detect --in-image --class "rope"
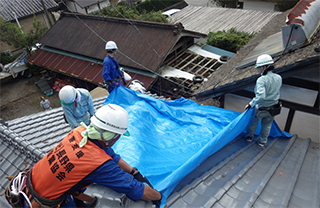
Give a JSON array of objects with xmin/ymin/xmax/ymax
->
[{"xmin": 10, "ymin": 172, "xmax": 32, "ymax": 208}]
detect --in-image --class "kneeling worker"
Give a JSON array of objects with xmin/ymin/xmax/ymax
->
[
  {"xmin": 59, "ymin": 85, "xmax": 95, "ymax": 129},
  {"xmin": 14, "ymin": 104, "xmax": 161, "ymax": 207}
]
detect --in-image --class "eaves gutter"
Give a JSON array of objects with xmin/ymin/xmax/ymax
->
[{"xmin": 194, "ymin": 56, "xmax": 320, "ymax": 102}]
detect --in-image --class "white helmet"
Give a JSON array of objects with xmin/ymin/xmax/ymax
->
[
  {"xmin": 255, "ymin": 54, "xmax": 274, "ymax": 68},
  {"xmin": 59, "ymin": 85, "xmax": 76, "ymax": 105},
  {"xmin": 105, "ymin": 41, "xmax": 118, "ymax": 50},
  {"xmin": 91, "ymin": 104, "xmax": 129, "ymax": 135}
]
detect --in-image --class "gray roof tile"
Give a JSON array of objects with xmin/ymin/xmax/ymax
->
[{"xmin": 0, "ymin": 94, "xmax": 319, "ymax": 208}]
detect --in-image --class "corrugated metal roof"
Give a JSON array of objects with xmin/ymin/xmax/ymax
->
[
  {"xmin": 0, "ymin": 0, "xmax": 58, "ymax": 22},
  {"xmin": 169, "ymin": 5, "xmax": 282, "ymax": 34},
  {"xmin": 29, "ymin": 49, "xmax": 155, "ymax": 88},
  {"xmin": 37, "ymin": 12, "xmax": 192, "ymax": 73}
]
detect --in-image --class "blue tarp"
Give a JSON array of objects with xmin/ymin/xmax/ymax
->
[{"xmin": 104, "ymin": 86, "xmax": 292, "ymax": 206}]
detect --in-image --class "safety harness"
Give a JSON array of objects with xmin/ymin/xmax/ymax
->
[
  {"xmin": 5, "ymin": 169, "xmax": 64, "ymax": 208},
  {"xmin": 5, "ymin": 169, "xmax": 97, "ymax": 208}
]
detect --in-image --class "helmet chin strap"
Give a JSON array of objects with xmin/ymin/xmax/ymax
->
[{"xmin": 98, "ymin": 128, "xmax": 119, "ymax": 147}]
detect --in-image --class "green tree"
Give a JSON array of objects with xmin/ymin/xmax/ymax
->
[
  {"xmin": 135, "ymin": 0, "xmax": 183, "ymax": 13},
  {"xmin": 0, "ymin": 16, "xmax": 47, "ymax": 55},
  {"xmin": 276, "ymin": 0, "xmax": 299, "ymax": 12},
  {"xmin": 92, "ymin": 2, "xmax": 168, "ymax": 23},
  {"xmin": 206, "ymin": 28, "xmax": 255, "ymax": 53}
]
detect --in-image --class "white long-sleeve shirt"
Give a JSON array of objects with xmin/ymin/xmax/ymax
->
[{"xmin": 249, "ymin": 70, "xmax": 282, "ymax": 108}]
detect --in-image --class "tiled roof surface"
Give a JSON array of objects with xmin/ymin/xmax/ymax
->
[
  {"xmin": 0, "ymin": 0, "xmax": 58, "ymax": 22},
  {"xmin": 0, "ymin": 95, "xmax": 319, "ymax": 207},
  {"xmin": 35, "ymin": 12, "xmax": 199, "ymax": 73},
  {"xmin": 169, "ymin": 5, "xmax": 282, "ymax": 34}
]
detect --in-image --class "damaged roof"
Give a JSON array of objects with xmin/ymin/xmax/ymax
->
[
  {"xmin": 28, "ymin": 12, "xmax": 205, "ymax": 87},
  {"xmin": 194, "ymin": 8, "xmax": 320, "ymax": 101},
  {"xmin": 31, "ymin": 12, "xmax": 203, "ymax": 73},
  {"xmin": 0, "ymin": 0, "xmax": 58, "ymax": 22},
  {"xmin": 168, "ymin": 5, "xmax": 282, "ymax": 34},
  {"xmin": 0, "ymin": 95, "xmax": 319, "ymax": 207}
]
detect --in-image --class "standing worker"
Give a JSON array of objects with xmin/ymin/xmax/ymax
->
[
  {"xmin": 59, "ymin": 85, "xmax": 95, "ymax": 129},
  {"xmin": 244, "ymin": 54, "xmax": 282, "ymax": 148},
  {"xmin": 102, "ymin": 41, "xmax": 126, "ymax": 93},
  {"xmin": 5, "ymin": 104, "xmax": 162, "ymax": 208},
  {"xmin": 40, "ymin": 96, "xmax": 52, "ymax": 111}
]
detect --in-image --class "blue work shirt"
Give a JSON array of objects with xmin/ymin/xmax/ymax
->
[
  {"xmin": 62, "ymin": 88, "xmax": 95, "ymax": 129},
  {"xmin": 62, "ymin": 139, "xmax": 144, "ymax": 201},
  {"xmin": 249, "ymin": 70, "xmax": 282, "ymax": 108},
  {"xmin": 102, "ymin": 55, "xmax": 123, "ymax": 92}
]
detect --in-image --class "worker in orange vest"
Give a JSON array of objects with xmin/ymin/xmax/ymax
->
[{"xmin": 6, "ymin": 104, "xmax": 161, "ymax": 208}]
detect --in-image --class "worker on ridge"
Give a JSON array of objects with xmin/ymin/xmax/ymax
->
[
  {"xmin": 59, "ymin": 85, "xmax": 95, "ymax": 129},
  {"xmin": 102, "ymin": 41, "xmax": 126, "ymax": 93},
  {"xmin": 244, "ymin": 54, "xmax": 282, "ymax": 148},
  {"xmin": 6, "ymin": 104, "xmax": 162, "ymax": 208}
]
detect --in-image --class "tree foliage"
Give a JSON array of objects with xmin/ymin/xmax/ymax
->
[
  {"xmin": 210, "ymin": 0, "xmax": 238, "ymax": 8},
  {"xmin": 0, "ymin": 17, "xmax": 47, "ymax": 55},
  {"xmin": 0, "ymin": 51, "xmax": 20, "ymax": 65},
  {"xmin": 92, "ymin": 1, "xmax": 172, "ymax": 23},
  {"xmin": 276, "ymin": 0, "xmax": 299, "ymax": 11},
  {"xmin": 206, "ymin": 28, "xmax": 255, "ymax": 53},
  {"xmin": 135, "ymin": 0, "xmax": 183, "ymax": 13}
]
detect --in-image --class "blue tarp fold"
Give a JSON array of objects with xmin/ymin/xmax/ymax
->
[{"xmin": 103, "ymin": 86, "xmax": 291, "ymax": 206}]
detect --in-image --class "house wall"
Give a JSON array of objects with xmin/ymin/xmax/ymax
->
[
  {"xmin": 65, "ymin": 1, "xmax": 109, "ymax": 14},
  {"xmin": 240, "ymin": 0, "xmax": 276, "ymax": 11},
  {"xmin": 224, "ymin": 85, "xmax": 320, "ymax": 143},
  {"xmin": 0, "ymin": 13, "xmax": 54, "ymax": 53}
]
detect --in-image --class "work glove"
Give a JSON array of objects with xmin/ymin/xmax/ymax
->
[
  {"xmin": 244, "ymin": 104, "xmax": 251, "ymax": 110},
  {"xmin": 133, "ymin": 171, "xmax": 154, "ymax": 189},
  {"xmin": 152, "ymin": 193, "xmax": 162, "ymax": 208},
  {"xmin": 112, "ymin": 81, "xmax": 120, "ymax": 87}
]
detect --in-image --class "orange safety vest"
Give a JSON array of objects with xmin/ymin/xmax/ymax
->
[{"xmin": 31, "ymin": 126, "xmax": 112, "ymax": 199}]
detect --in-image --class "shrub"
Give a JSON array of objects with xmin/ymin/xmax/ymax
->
[{"xmin": 206, "ymin": 28, "xmax": 255, "ymax": 53}]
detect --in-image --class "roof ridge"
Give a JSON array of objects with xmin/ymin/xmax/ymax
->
[
  {"xmin": 0, "ymin": 122, "xmax": 41, "ymax": 162},
  {"xmin": 60, "ymin": 11, "xmax": 182, "ymax": 30}
]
